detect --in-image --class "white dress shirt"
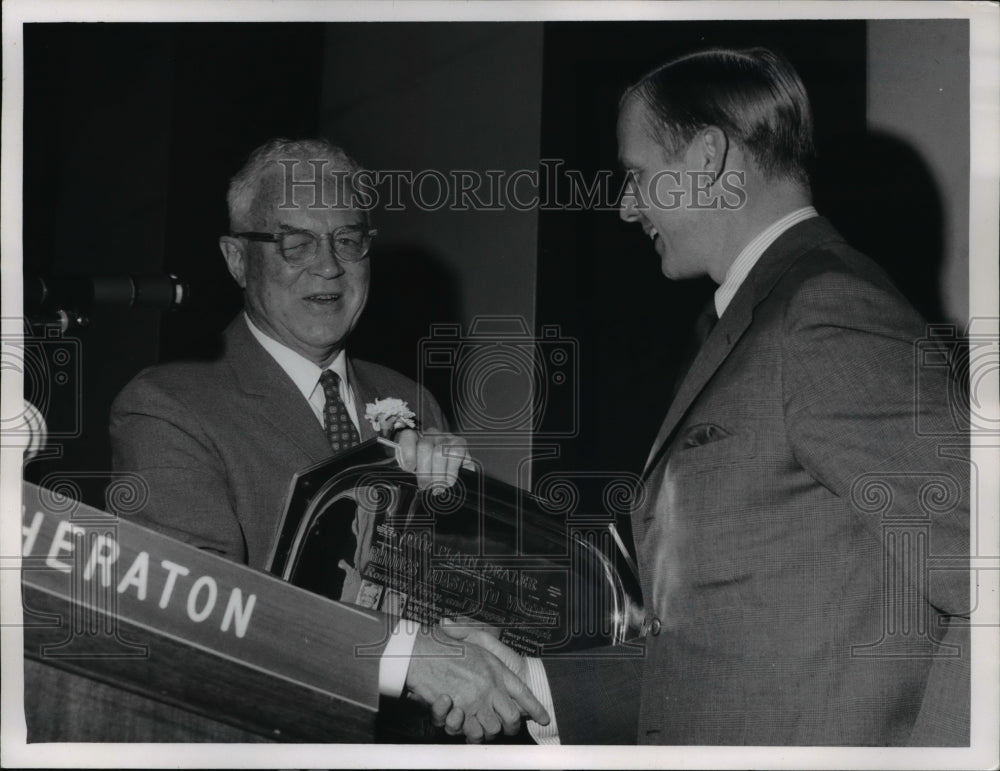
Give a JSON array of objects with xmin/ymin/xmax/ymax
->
[
  {"xmin": 244, "ymin": 314, "xmax": 416, "ymax": 697},
  {"xmin": 714, "ymin": 206, "xmax": 818, "ymax": 318},
  {"xmin": 527, "ymin": 205, "xmax": 820, "ymax": 745},
  {"xmin": 244, "ymin": 313, "xmax": 360, "ymax": 430}
]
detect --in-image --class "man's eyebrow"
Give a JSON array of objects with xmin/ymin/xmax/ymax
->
[{"xmin": 274, "ymin": 221, "xmax": 365, "ymax": 233}]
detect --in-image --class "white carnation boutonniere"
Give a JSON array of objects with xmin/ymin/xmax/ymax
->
[{"xmin": 365, "ymin": 397, "xmax": 418, "ymax": 439}]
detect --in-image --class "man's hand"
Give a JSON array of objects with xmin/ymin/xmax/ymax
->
[
  {"xmin": 405, "ymin": 625, "xmax": 549, "ymax": 743},
  {"xmin": 428, "ymin": 618, "xmax": 533, "ymax": 738},
  {"xmin": 395, "ymin": 428, "xmax": 472, "ymax": 493}
]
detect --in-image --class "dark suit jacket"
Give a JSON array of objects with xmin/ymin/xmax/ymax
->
[
  {"xmin": 110, "ymin": 315, "xmax": 447, "ymax": 570},
  {"xmin": 545, "ymin": 217, "xmax": 970, "ymax": 746}
]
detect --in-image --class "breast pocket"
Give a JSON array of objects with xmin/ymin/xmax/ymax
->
[{"xmin": 668, "ymin": 427, "xmax": 758, "ymax": 474}]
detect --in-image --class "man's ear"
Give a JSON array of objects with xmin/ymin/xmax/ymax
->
[
  {"xmin": 695, "ymin": 125, "xmax": 729, "ymax": 179},
  {"xmin": 219, "ymin": 236, "xmax": 247, "ymax": 288}
]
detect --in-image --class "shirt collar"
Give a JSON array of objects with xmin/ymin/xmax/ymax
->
[
  {"xmin": 243, "ymin": 313, "xmax": 349, "ymax": 401},
  {"xmin": 714, "ymin": 206, "xmax": 818, "ymax": 318}
]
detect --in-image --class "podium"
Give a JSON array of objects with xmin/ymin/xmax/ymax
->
[{"xmin": 20, "ymin": 481, "xmax": 383, "ymax": 742}]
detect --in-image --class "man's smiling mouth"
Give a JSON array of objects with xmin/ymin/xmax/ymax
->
[{"xmin": 305, "ymin": 293, "xmax": 341, "ymax": 303}]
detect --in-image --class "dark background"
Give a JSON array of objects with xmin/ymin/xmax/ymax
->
[
  {"xmin": 22, "ymin": 23, "xmax": 328, "ymax": 505},
  {"xmin": 21, "ymin": 21, "xmax": 961, "ymax": 529}
]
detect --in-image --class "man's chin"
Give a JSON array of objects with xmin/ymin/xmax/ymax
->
[
  {"xmin": 659, "ymin": 254, "xmax": 701, "ymax": 282},
  {"xmin": 654, "ymin": 243, "xmax": 677, "ymax": 278},
  {"xmin": 282, "ymin": 324, "xmax": 353, "ymax": 365},
  {"xmin": 302, "ymin": 339, "xmax": 349, "ymax": 367},
  {"xmin": 660, "ymin": 260, "xmax": 685, "ymax": 281}
]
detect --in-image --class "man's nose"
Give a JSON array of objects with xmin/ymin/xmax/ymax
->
[{"xmin": 311, "ymin": 235, "xmax": 346, "ymax": 277}]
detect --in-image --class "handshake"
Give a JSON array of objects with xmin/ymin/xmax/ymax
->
[
  {"xmin": 403, "ymin": 618, "xmax": 550, "ymax": 743},
  {"xmin": 392, "ymin": 432, "xmax": 550, "ymax": 741}
]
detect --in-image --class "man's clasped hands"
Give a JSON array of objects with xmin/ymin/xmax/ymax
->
[{"xmin": 390, "ymin": 429, "xmax": 550, "ymax": 742}]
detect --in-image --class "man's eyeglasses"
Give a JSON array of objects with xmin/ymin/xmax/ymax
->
[{"xmin": 233, "ymin": 226, "xmax": 377, "ymax": 267}]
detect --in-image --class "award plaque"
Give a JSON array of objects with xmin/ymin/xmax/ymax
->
[{"xmin": 268, "ymin": 439, "xmax": 643, "ymax": 655}]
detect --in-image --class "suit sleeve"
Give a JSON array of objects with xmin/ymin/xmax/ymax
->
[
  {"xmin": 541, "ymin": 649, "xmax": 643, "ymax": 744},
  {"xmin": 416, "ymin": 381, "xmax": 449, "ymax": 433},
  {"xmin": 782, "ymin": 270, "xmax": 970, "ymax": 616},
  {"xmin": 109, "ymin": 371, "xmax": 248, "ymax": 563}
]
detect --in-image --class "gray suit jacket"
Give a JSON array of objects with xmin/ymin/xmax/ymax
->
[
  {"xmin": 105, "ymin": 316, "xmax": 447, "ymax": 738},
  {"xmin": 546, "ymin": 217, "xmax": 970, "ymax": 746},
  {"xmin": 110, "ymin": 315, "xmax": 446, "ymax": 570}
]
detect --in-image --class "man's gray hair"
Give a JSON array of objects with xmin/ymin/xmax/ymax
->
[{"xmin": 226, "ymin": 138, "xmax": 366, "ymax": 231}]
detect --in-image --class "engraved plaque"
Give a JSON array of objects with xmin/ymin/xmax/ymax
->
[{"xmin": 268, "ymin": 439, "xmax": 642, "ymax": 655}]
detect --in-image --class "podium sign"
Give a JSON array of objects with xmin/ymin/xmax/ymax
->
[
  {"xmin": 20, "ymin": 481, "xmax": 382, "ymax": 742},
  {"xmin": 269, "ymin": 440, "xmax": 643, "ymax": 656}
]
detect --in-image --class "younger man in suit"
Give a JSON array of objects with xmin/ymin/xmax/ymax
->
[{"xmin": 437, "ymin": 47, "xmax": 970, "ymax": 746}]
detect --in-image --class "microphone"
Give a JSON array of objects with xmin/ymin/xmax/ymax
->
[
  {"xmin": 18, "ymin": 399, "xmax": 48, "ymax": 461},
  {"xmin": 25, "ymin": 274, "xmax": 189, "ymax": 331}
]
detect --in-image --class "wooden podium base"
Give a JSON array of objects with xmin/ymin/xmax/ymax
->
[
  {"xmin": 24, "ymin": 660, "xmax": 269, "ymax": 743},
  {"xmin": 20, "ymin": 481, "xmax": 383, "ymax": 743}
]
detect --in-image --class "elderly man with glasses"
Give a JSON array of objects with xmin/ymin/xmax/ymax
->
[{"xmin": 110, "ymin": 138, "xmax": 548, "ymax": 741}]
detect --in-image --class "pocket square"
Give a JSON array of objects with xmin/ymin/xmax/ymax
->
[{"xmin": 680, "ymin": 422, "xmax": 733, "ymax": 449}]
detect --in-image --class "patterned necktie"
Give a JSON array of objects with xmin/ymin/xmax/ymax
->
[{"xmin": 319, "ymin": 370, "xmax": 360, "ymax": 453}]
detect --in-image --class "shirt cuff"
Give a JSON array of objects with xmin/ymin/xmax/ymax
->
[
  {"xmin": 524, "ymin": 656, "xmax": 561, "ymax": 745},
  {"xmin": 378, "ymin": 617, "xmax": 420, "ymax": 697}
]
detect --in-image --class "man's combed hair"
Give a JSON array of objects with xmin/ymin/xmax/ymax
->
[
  {"xmin": 627, "ymin": 47, "xmax": 815, "ymax": 184},
  {"xmin": 226, "ymin": 138, "xmax": 365, "ymax": 231}
]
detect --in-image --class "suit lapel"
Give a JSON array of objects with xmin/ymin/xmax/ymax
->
[
  {"xmin": 641, "ymin": 217, "xmax": 844, "ymax": 477},
  {"xmin": 347, "ymin": 358, "xmax": 378, "ymax": 442},
  {"xmin": 642, "ymin": 294, "xmax": 753, "ymax": 475},
  {"xmin": 224, "ymin": 317, "xmax": 333, "ymax": 463}
]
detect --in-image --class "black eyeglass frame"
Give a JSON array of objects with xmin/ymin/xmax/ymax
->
[{"xmin": 232, "ymin": 226, "xmax": 378, "ymax": 265}]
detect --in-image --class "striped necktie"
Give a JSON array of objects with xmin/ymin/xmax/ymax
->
[{"xmin": 319, "ymin": 370, "xmax": 360, "ymax": 453}]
